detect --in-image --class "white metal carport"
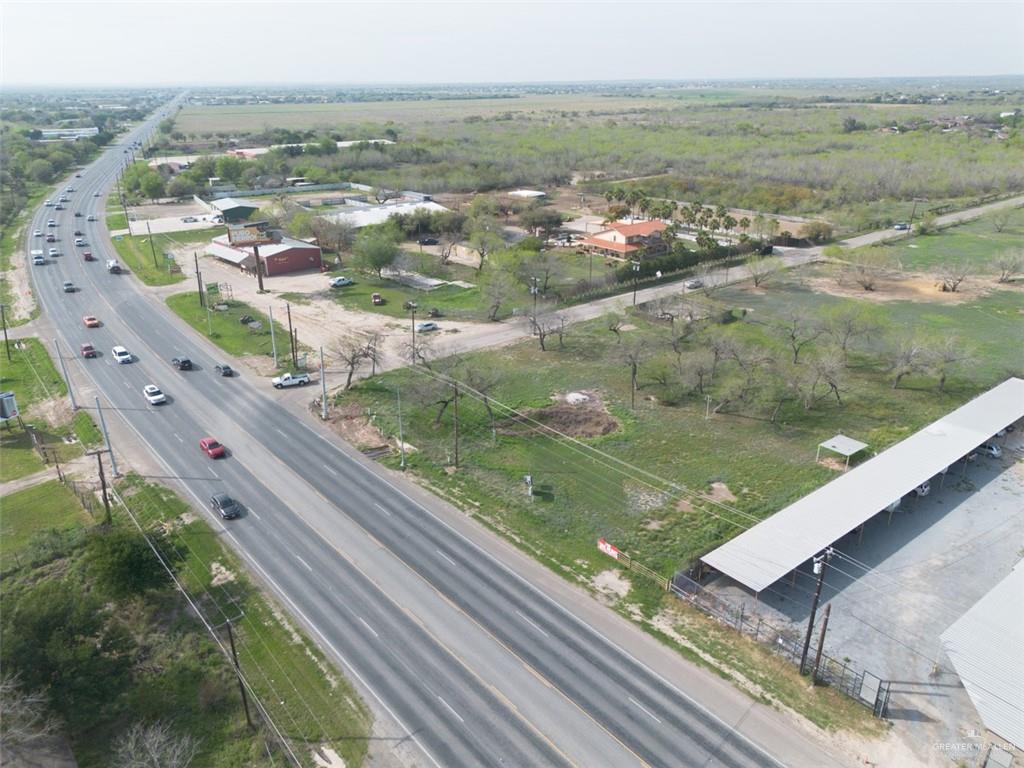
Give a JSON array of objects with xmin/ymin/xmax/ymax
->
[{"xmin": 701, "ymin": 377, "xmax": 1024, "ymax": 594}]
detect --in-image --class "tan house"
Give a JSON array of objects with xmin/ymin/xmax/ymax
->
[{"xmin": 581, "ymin": 220, "xmax": 668, "ymax": 258}]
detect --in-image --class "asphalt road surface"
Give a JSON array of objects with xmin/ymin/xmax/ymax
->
[{"xmin": 24, "ymin": 100, "xmax": 850, "ymax": 768}]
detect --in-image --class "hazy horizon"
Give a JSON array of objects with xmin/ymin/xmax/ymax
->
[{"xmin": 3, "ymin": 1, "xmax": 1022, "ymax": 88}]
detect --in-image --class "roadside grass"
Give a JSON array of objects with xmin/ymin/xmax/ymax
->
[
  {"xmin": 166, "ymin": 293, "xmax": 289, "ymax": 361},
  {"xmin": 0, "ymin": 183, "xmax": 49, "ymax": 322},
  {"xmin": 881, "ymin": 212, "xmax": 1024, "ymax": 272},
  {"xmin": 72, "ymin": 409, "xmax": 103, "ymax": 447},
  {"xmin": 330, "ymin": 275, "xmax": 481, "ymax": 319},
  {"xmin": 115, "ymin": 474, "xmax": 373, "ymax": 767},
  {"xmin": 0, "ymin": 336, "xmax": 68, "ymax": 409},
  {"xmin": 0, "ymin": 430, "xmax": 45, "ymax": 482},
  {"xmin": 110, "ymin": 228, "xmax": 220, "ymax": 286},
  {"xmin": 105, "ymin": 211, "xmax": 128, "ymax": 230},
  {"xmin": 0, "ymin": 480, "xmax": 91, "ymax": 562}
]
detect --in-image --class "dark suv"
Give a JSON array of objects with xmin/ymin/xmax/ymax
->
[
  {"xmin": 171, "ymin": 357, "xmax": 193, "ymax": 370},
  {"xmin": 210, "ymin": 493, "xmax": 241, "ymax": 520}
]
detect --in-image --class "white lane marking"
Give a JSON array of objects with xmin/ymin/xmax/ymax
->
[
  {"xmin": 274, "ymin": 427, "xmax": 288, "ymax": 438},
  {"xmin": 628, "ymin": 696, "xmax": 662, "ymax": 724},
  {"xmin": 295, "ymin": 554, "xmax": 313, "ymax": 572},
  {"xmin": 437, "ymin": 695, "xmax": 464, "ymax": 724},
  {"xmin": 358, "ymin": 616, "xmax": 378, "ymax": 638},
  {"xmin": 373, "ymin": 502, "xmax": 391, "ymax": 517},
  {"xmin": 208, "ymin": 467, "xmax": 219, "ymax": 478},
  {"xmin": 323, "ymin": 463, "xmax": 338, "ymax": 476},
  {"xmin": 515, "ymin": 610, "xmax": 550, "ymax": 639},
  {"xmin": 173, "ymin": 433, "xmax": 183, "ymax": 443},
  {"xmin": 436, "ymin": 549, "xmax": 457, "ymax": 568},
  {"xmin": 248, "ymin": 509, "xmax": 261, "ymax": 520}
]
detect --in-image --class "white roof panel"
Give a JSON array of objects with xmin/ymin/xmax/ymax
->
[
  {"xmin": 941, "ymin": 561, "xmax": 1024, "ymax": 750},
  {"xmin": 326, "ymin": 200, "xmax": 448, "ymax": 229},
  {"xmin": 819, "ymin": 434, "xmax": 868, "ymax": 457},
  {"xmin": 702, "ymin": 378, "xmax": 1024, "ymax": 593}
]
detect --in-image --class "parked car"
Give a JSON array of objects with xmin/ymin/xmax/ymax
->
[
  {"xmin": 62, "ymin": 281, "xmax": 75, "ymax": 293},
  {"xmin": 181, "ymin": 216, "xmax": 198, "ymax": 223},
  {"xmin": 171, "ymin": 357, "xmax": 193, "ymax": 370},
  {"xmin": 112, "ymin": 346, "xmax": 132, "ymax": 364},
  {"xmin": 199, "ymin": 437, "xmax": 226, "ymax": 458},
  {"xmin": 329, "ymin": 276, "xmax": 354, "ymax": 288},
  {"xmin": 83, "ymin": 315, "xmax": 100, "ymax": 327},
  {"xmin": 80, "ymin": 343, "xmax": 97, "ymax": 358},
  {"xmin": 271, "ymin": 372, "xmax": 310, "ymax": 389},
  {"xmin": 418, "ymin": 236, "xmax": 439, "ymax": 246},
  {"xmin": 978, "ymin": 443, "xmax": 1003, "ymax": 459},
  {"xmin": 684, "ymin": 279, "xmax": 704, "ymax": 290},
  {"xmin": 910, "ymin": 481, "xmax": 930, "ymax": 497},
  {"xmin": 893, "ymin": 222, "xmax": 910, "ymax": 231},
  {"xmin": 210, "ymin": 492, "xmax": 241, "ymax": 519},
  {"xmin": 416, "ymin": 321, "xmax": 440, "ymax": 333},
  {"xmin": 371, "ymin": 292, "xmax": 384, "ymax": 305},
  {"xmin": 214, "ymin": 364, "xmax": 234, "ymax": 377},
  {"xmin": 142, "ymin": 384, "xmax": 166, "ymax": 405}
]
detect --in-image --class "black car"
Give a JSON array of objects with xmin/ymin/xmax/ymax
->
[
  {"xmin": 417, "ymin": 236, "xmax": 439, "ymax": 246},
  {"xmin": 210, "ymin": 493, "xmax": 241, "ymax": 519},
  {"xmin": 214, "ymin": 364, "xmax": 234, "ymax": 377},
  {"xmin": 171, "ymin": 357, "xmax": 193, "ymax": 370}
]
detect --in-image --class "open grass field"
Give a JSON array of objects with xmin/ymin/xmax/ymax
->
[
  {"xmin": 0, "ymin": 480, "xmax": 91, "ymax": 561},
  {"xmin": 110, "ymin": 227, "xmax": 219, "ymax": 286},
  {"xmin": 166, "ymin": 293, "xmax": 289, "ymax": 363},
  {"xmin": 883, "ymin": 210, "xmax": 1024, "ymax": 272}
]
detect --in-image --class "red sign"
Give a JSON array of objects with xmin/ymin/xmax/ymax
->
[{"xmin": 597, "ymin": 538, "xmax": 620, "ymax": 560}]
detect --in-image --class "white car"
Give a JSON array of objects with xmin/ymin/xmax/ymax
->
[
  {"xmin": 33, "ymin": 229, "xmax": 42, "ymax": 237},
  {"xmin": 684, "ymin": 279, "xmax": 704, "ymax": 290},
  {"xmin": 112, "ymin": 346, "xmax": 132, "ymax": 364},
  {"xmin": 416, "ymin": 321, "xmax": 440, "ymax": 333},
  {"xmin": 329, "ymin": 276, "xmax": 354, "ymax": 288},
  {"xmin": 48, "ymin": 248, "xmax": 58, "ymax": 256},
  {"xmin": 142, "ymin": 384, "xmax": 166, "ymax": 405},
  {"xmin": 87, "ymin": 214, "xmax": 97, "ymax": 222},
  {"xmin": 978, "ymin": 443, "xmax": 1002, "ymax": 459}
]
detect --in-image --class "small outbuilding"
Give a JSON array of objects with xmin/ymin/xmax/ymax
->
[{"xmin": 210, "ymin": 197, "xmax": 259, "ymax": 223}]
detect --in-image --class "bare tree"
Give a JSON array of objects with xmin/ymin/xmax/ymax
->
[
  {"xmin": 482, "ymin": 268, "xmax": 516, "ymax": 321},
  {"xmin": 371, "ymin": 187, "xmax": 400, "ymax": 205},
  {"xmin": 823, "ymin": 305, "xmax": 877, "ymax": 363},
  {"xmin": 113, "ymin": 721, "xmax": 199, "ymax": 768},
  {"xmin": 332, "ymin": 337, "xmax": 372, "ymax": 390},
  {"xmin": 845, "ymin": 247, "xmax": 889, "ymax": 291},
  {"xmin": 925, "ymin": 336, "xmax": 973, "ymax": 391},
  {"xmin": 364, "ymin": 332, "xmax": 383, "ymax": 376},
  {"xmin": 777, "ymin": 308, "xmax": 824, "ymax": 364},
  {"xmin": 995, "ymin": 250, "xmax": 1022, "ymax": 283},
  {"xmin": 747, "ymin": 255, "xmax": 781, "ymax": 288},
  {"xmin": 885, "ymin": 335, "xmax": 929, "ymax": 389},
  {"xmin": 533, "ymin": 313, "xmax": 565, "ymax": 352},
  {"xmin": 938, "ymin": 260, "xmax": 971, "ymax": 292},
  {"xmin": 787, "ymin": 350, "xmax": 846, "ymax": 411},
  {"xmin": 621, "ymin": 340, "xmax": 648, "ymax": 409},
  {"xmin": 605, "ymin": 311, "xmax": 625, "ymax": 344},
  {"xmin": 0, "ymin": 676, "xmax": 56, "ymax": 762},
  {"xmin": 990, "ymin": 209, "xmax": 1013, "ymax": 233}
]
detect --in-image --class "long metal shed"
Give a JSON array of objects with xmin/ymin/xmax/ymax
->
[
  {"xmin": 701, "ymin": 377, "xmax": 1024, "ymax": 594},
  {"xmin": 941, "ymin": 560, "xmax": 1024, "ymax": 750}
]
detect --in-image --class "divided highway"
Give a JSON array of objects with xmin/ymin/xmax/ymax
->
[{"xmin": 24, "ymin": 104, "xmax": 816, "ymax": 767}]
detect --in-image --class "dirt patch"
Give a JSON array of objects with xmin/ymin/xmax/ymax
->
[
  {"xmin": 238, "ymin": 354, "xmax": 281, "ymax": 377},
  {"xmin": 1, "ymin": 221, "xmax": 39, "ymax": 322},
  {"xmin": 818, "ymin": 457, "xmax": 847, "ymax": 472},
  {"xmin": 210, "ymin": 561, "xmax": 236, "ymax": 587},
  {"xmin": 676, "ymin": 498, "xmax": 694, "ymax": 513},
  {"xmin": 625, "ymin": 483, "xmax": 669, "ymax": 516},
  {"xmin": 312, "ymin": 745, "xmax": 346, "ymax": 768},
  {"xmin": 644, "ymin": 519, "xmax": 665, "ymax": 530},
  {"xmin": 26, "ymin": 396, "xmax": 74, "ymax": 430},
  {"xmin": 591, "ymin": 569, "xmax": 631, "ymax": 599},
  {"xmin": 326, "ymin": 403, "xmax": 386, "ymax": 450},
  {"xmin": 497, "ymin": 390, "xmax": 618, "ymax": 438},
  {"xmin": 800, "ymin": 270, "xmax": 1010, "ymax": 304},
  {"xmin": 708, "ymin": 482, "xmax": 736, "ymax": 502}
]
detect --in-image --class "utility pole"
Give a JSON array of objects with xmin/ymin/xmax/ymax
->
[
  {"xmin": 800, "ymin": 547, "xmax": 833, "ymax": 675},
  {"xmin": 89, "ymin": 449, "xmax": 112, "ymax": 525},
  {"xmin": 285, "ymin": 302, "xmax": 295, "ymax": 367},
  {"xmin": 319, "ymin": 347, "xmax": 328, "ymax": 420},
  {"xmin": 0, "ymin": 304, "xmax": 11, "ymax": 361},
  {"xmin": 253, "ymin": 244, "xmax": 265, "ymax": 293},
  {"xmin": 145, "ymin": 220, "xmax": 158, "ymax": 268},
  {"xmin": 811, "ymin": 603, "xmax": 832, "ymax": 683},
  {"xmin": 632, "ymin": 260, "xmax": 641, "ymax": 306},
  {"xmin": 408, "ymin": 304, "xmax": 417, "ymax": 364},
  {"xmin": 530, "ymin": 276, "xmax": 539, "ymax": 332},
  {"xmin": 194, "ymin": 252, "xmax": 204, "ymax": 308},
  {"xmin": 452, "ymin": 382, "xmax": 459, "ymax": 468},
  {"xmin": 268, "ymin": 306, "xmax": 278, "ymax": 367},
  {"xmin": 397, "ymin": 387, "xmax": 406, "ymax": 469},
  {"xmin": 291, "ymin": 329, "xmax": 298, "ymax": 368},
  {"xmin": 225, "ymin": 620, "xmax": 255, "ymax": 730},
  {"xmin": 54, "ymin": 339, "xmax": 77, "ymax": 411},
  {"xmin": 95, "ymin": 396, "xmax": 119, "ymax": 477}
]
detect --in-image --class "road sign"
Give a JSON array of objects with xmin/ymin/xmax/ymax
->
[
  {"xmin": 206, "ymin": 282, "xmax": 220, "ymax": 295},
  {"xmin": 597, "ymin": 538, "xmax": 621, "ymax": 560}
]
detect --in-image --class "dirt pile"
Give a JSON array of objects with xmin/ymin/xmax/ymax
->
[{"xmin": 497, "ymin": 391, "xmax": 619, "ymax": 439}]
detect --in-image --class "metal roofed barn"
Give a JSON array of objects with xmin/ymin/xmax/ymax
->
[{"xmin": 701, "ymin": 377, "xmax": 1024, "ymax": 594}]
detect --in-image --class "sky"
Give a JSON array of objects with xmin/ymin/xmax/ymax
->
[{"xmin": 2, "ymin": 1, "xmax": 1022, "ymax": 87}]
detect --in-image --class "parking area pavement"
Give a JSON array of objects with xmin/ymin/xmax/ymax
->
[{"xmin": 707, "ymin": 428, "xmax": 1024, "ymax": 765}]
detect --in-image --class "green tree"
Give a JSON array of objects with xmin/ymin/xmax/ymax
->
[
  {"xmin": 519, "ymin": 207, "xmax": 563, "ymax": 238},
  {"xmin": 140, "ymin": 172, "xmax": 165, "ymax": 201},
  {"xmin": 26, "ymin": 158, "xmax": 53, "ymax": 183},
  {"xmin": 353, "ymin": 231, "xmax": 400, "ymax": 277},
  {"xmin": 214, "ymin": 155, "xmax": 245, "ymax": 183},
  {"xmin": 83, "ymin": 528, "xmax": 168, "ymax": 599}
]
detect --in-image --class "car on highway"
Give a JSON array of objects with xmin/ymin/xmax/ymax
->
[
  {"xmin": 74, "ymin": 238, "xmax": 86, "ymax": 247},
  {"xmin": 44, "ymin": 199, "xmax": 53, "ymax": 207},
  {"xmin": 416, "ymin": 321, "xmax": 440, "ymax": 333},
  {"xmin": 978, "ymin": 443, "xmax": 1003, "ymax": 459},
  {"xmin": 83, "ymin": 315, "xmax": 100, "ymax": 327},
  {"xmin": 74, "ymin": 211, "xmax": 83, "ymax": 218},
  {"xmin": 329, "ymin": 276, "xmax": 354, "ymax": 288},
  {"xmin": 47, "ymin": 219, "xmax": 57, "ymax": 227},
  {"xmin": 171, "ymin": 357, "xmax": 193, "ymax": 370},
  {"xmin": 142, "ymin": 385, "xmax": 167, "ymax": 405},
  {"xmin": 87, "ymin": 214, "xmax": 97, "ymax": 222},
  {"xmin": 214, "ymin": 364, "xmax": 234, "ymax": 377},
  {"xmin": 93, "ymin": 191, "xmax": 100, "ymax": 197},
  {"xmin": 32, "ymin": 253, "xmax": 45, "ymax": 265},
  {"xmin": 46, "ymin": 234, "xmax": 56, "ymax": 243},
  {"xmin": 33, "ymin": 229, "xmax": 42, "ymax": 237},
  {"xmin": 199, "ymin": 436, "xmax": 226, "ymax": 458},
  {"xmin": 62, "ymin": 281, "xmax": 75, "ymax": 293},
  {"xmin": 83, "ymin": 251, "xmax": 94, "ymax": 261},
  {"xmin": 73, "ymin": 229, "xmax": 83, "ymax": 236},
  {"xmin": 210, "ymin": 492, "xmax": 241, "ymax": 520},
  {"xmin": 80, "ymin": 343, "xmax": 97, "ymax": 359},
  {"xmin": 54, "ymin": 204, "xmax": 65, "ymax": 211},
  {"xmin": 59, "ymin": 196, "xmax": 69, "ymax": 203},
  {"xmin": 684, "ymin": 279, "xmax": 704, "ymax": 289},
  {"xmin": 112, "ymin": 346, "xmax": 132, "ymax": 364},
  {"xmin": 48, "ymin": 247, "xmax": 59, "ymax": 257}
]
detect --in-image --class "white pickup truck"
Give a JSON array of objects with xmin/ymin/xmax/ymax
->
[{"xmin": 271, "ymin": 372, "xmax": 310, "ymax": 389}]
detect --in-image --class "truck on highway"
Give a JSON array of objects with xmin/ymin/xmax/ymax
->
[
  {"xmin": 106, "ymin": 259, "xmax": 122, "ymax": 274},
  {"xmin": 271, "ymin": 372, "xmax": 310, "ymax": 389}
]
